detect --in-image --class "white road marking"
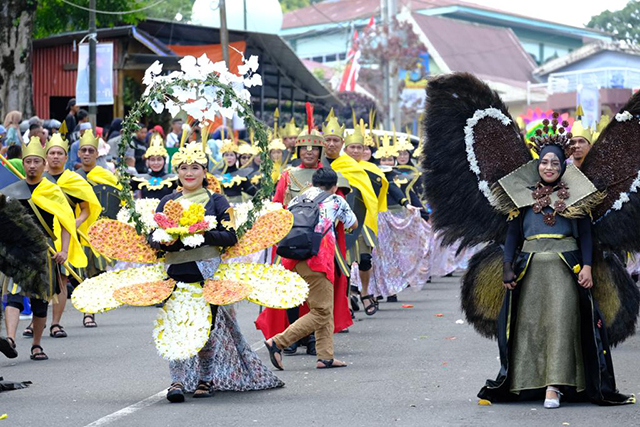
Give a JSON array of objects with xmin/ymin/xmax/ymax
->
[
  {"xmin": 83, "ymin": 339, "xmax": 266, "ymax": 426},
  {"xmin": 83, "ymin": 391, "xmax": 165, "ymax": 427}
]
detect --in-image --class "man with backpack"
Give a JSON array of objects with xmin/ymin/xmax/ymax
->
[{"xmin": 265, "ymin": 167, "xmax": 357, "ymax": 370}]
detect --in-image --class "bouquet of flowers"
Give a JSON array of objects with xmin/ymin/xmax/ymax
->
[{"xmin": 152, "ymin": 199, "xmax": 218, "ymax": 248}]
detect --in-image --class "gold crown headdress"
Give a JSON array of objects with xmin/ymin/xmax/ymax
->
[
  {"xmin": 145, "ymin": 133, "xmax": 168, "ymax": 158},
  {"xmin": 527, "ymin": 112, "xmax": 573, "ymax": 156},
  {"xmin": 268, "ymin": 138, "xmax": 286, "ymax": 151},
  {"xmin": 45, "ymin": 133, "xmax": 69, "ymax": 154},
  {"xmin": 373, "ymin": 133, "xmax": 399, "ymax": 159},
  {"xmin": 23, "ymin": 136, "xmax": 46, "ymax": 160},
  {"xmin": 322, "ymin": 108, "xmax": 345, "ymax": 139},
  {"xmin": 345, "ymin": 119, "xmax": 366, "ymax": 146},
  {"xmin": 171, "ymin": 141, "xmax": 208, "ymax": 169},
  {"xmin": 280, "ymin": 117, "xmax": 300, "ymax": 138},
  {"xmin": 394, "ymin": 125, "xmax": 414, "ymax": 152},
  {"xmin": 220, "ymin": 139, "xmax": 239, "ymax": 154},
  {"xmin": 296, "ymin": 102, "xmax": 324, "ymax": 150},
  {"xmin": 79, "ymin": 129, "xmax": 99, "ymax": 149},
  {"xmin": 364, "ymin": 110, "xmax": 378, "ymax": 148},
  {"xmin": 237, "ymin": 141, "xmax": 255, "ymax": 156}
]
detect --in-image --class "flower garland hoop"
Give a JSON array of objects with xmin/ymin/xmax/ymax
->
[{"xmin": 117, "ymin": 54, "xmax": 275, "ymax": 237}]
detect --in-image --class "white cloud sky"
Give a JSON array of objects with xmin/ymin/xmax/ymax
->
[{"xmin": 466, "ymin": 0, "xmax": 630, "ymax": 27}]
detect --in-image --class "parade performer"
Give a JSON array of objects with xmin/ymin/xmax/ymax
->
[
  {"xmin": 343, "ymin": 122, "xmax": 389, "ymax": 311},
  {"xmin": 76, "ymin": 130, "xmax": 121, "ymax": 327},
  {"xmin": 0, "ymin": 192, "xmax": 48, "ymax": 389},
  {"xmin": 130, "ymin": 133, "xmax": 179, "ymax": 200},
  {"xmin": 350, "ymin": 131, "xmax": 431, "ymax": 300},
  {"xmin": 423, "ymin": 72, "xmax": 639, "ymax": 407},
  {"xmin": 321, "ymin": 110, "xmax": 380, "ymax": 314},
  {"xmin": 256, "ymin": 112, "xmax": 354, "ymax": 351},
  {"xmin": 35, "ymin": 133, "xmax": 102, "ymax": 338},
  {"xmin": 212, "ymin": 140, "xmax": 257, "ymax": 204},
  {"xmin": 1, "ymin": 137, "xmax": 85, "ymax": 360},
  {"xmin": 279, "ymin": 117, "xmax": 300, "ymax": 165},
  {"xmin": 568, "ymin": 116, "xmax": 593, "ymax": 169},
  {"xmin": 265, "ymin": 167, "xmax": 357, "ymax": 370}
]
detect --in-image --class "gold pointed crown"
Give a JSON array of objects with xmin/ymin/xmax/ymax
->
[
  {"xmin": 79, "ymin": 129, "xmax": 99, "ymax": 149},
  {"xmin": 345, "ymin": 119, "xmax": 366, "ymax": 146},
  {"xmin": 145, "ymin": 133, "xmax": 168, "ymax": 158},
  {"xmin": 23, "ymin": 136, "xmax": 46, "ymax": 160},
  {"xmin": 280, "ymin": 118, "xmax": 300, "ymax": 138},
  {"xmin": 365, "ymin": 110, "xmax": 378, "ymax": 148},
  {"xmin": 220, "ymin": 139, "xmax": 239, "ymax": 154},
  {"xmin": 45, "ymin": 133, "xmax": 69, "ymax": 154},
  {"xmin": 268, "ymin": 138, "xmax": 286, "ymax": 151},
  {"xmin": 570, "ymin": 119, "xmax": 593, "ymax": 144},
  {"xmin": 592, "ymin": 114, "xmax": 611, "ymax": 143},
  {"xmin": 373, "ymin": 133, "xmax": 399, "ymax": 159},
  {"xmin": 171, "ymin": 141, "xmax": 208, "ymax": 169},
  {"xmin": 527, "ymin": 112, "xmax": 573, "ymax": 155},
  {"xmin": 322, "ymin": 108, "xmax": 345, "ymax": 139}
]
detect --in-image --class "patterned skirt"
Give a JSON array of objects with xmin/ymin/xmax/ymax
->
[
  {"xmin": 169, "ymin": 305, "xmax": 284, "ymax": 392},
  {"xmin": 351, "ymin": 209, "xmax": 431, "ymax": 297}
]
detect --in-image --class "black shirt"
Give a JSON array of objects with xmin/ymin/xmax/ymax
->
[
  {"xmin": 24, "ymin": 182, "xmax": 55, "ymax": 235},
  {"xmin": 155, "ymin": 191, "xmax": 237, "ymax": 283}
]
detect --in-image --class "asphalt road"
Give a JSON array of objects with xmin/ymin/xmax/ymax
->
[{"xmin": 1, "ymin": 274, "xmax": 639, "ymax": 427}]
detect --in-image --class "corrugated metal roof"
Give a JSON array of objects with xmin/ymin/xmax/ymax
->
[
  {"xmin": 412, "ymin": 14, "xmax": 536, "ymax": 82},
  {"xmin": 32, "ymin": 40, "xmax": 119, "ymax": 119}
]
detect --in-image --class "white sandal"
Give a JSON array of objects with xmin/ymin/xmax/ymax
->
[{"xmin": 543, "ymin": 386, "xmax": 562, "ymax": 409}]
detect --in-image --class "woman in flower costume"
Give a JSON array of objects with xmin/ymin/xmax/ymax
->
[
  {"xmin": 130, "ymin": 133, "xmax": 179, "ymax": 200},
  {"xmin": 211, "ymin": 140, "xmax": 257, "ymax": 204},
  {"xmin": 423, "ymin": 72, "xmax": 639, "ymax": 407},
  {"xmin": 150, "ymin": 140, "xmax": 283, "ymax": 402}
]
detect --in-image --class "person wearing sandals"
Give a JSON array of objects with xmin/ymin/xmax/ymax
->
[
  {"xmin": 1, "ymin": 138, "xmax": 85, "ymax": 361},
  {"xmin": 21, "ymin": 134, "xmax": 102, "ymax": 339},
  {"xmin": 265, "ymin": 167, "xmax": 357, "ymax": 370},
  {"xmin": 150, "ymin": 140, "xmax": 282, "ymax": 402},
  {"xmin": 75, "ymin": 130, "xmax": 122, "ymax": 328},
  {"xmin": 320, "ymin": 111, "xmax": 380, "ymax": 316}
]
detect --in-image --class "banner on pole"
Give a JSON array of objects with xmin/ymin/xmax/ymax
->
[{"xmin": 76, "ymin": 42, "xmax": 114, "ymax": 106}]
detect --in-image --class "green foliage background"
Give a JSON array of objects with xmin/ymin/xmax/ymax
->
[{"xmin": 588, "ymin": 0, "xmax": 640, "ymax": 43}]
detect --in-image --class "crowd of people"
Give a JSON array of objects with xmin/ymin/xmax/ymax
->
[{"xmin": 0, "ymin": 80, "xmax": 638, "ymax": 411}]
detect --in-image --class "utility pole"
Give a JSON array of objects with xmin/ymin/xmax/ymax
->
[
  {"xmin": 220, "ymin": 0, "xmax": 230, "ymax": 67},
  {"xmin": 243, "ymin": 0, "xmax": 247, "ymax": 31},
  {"xmin": 89, "ymin": 0, "xmax": 97, "ymax": 127},
  {"xmin": 388, "ymin": 0, "xmax": 399, "ymax": 130},
  {"xmin": 381, "ymin": 0, "xmax": 390, "ymax": 129}
]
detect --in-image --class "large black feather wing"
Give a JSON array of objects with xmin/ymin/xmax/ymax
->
[
  {"xmin": 421, "ymin": 73, "xmax": 531, "ymax": 249},
  {"xmin": 0, "ymin": 194, "xmax": 49, "ymax": 296},
  {"xmin": 581, "ymin": 91, "xmax": 640, "ymax": 251}
]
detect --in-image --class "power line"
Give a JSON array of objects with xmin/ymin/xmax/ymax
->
[{"xmin": 59, "ymin": 0, "xmax": 165, "ymax": 15}]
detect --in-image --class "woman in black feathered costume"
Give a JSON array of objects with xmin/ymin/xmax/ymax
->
[{"xmin": 421, "ymin": 72, "xmax": 639, "ymax": 408}]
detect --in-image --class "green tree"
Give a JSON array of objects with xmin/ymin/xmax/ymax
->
[
  {"xmin": 280, "ymin": 0, "xmax": 322, "ymax": 13},
  {"xmin": 33, "ymin": 0, "xmax": 145, "ymax": 39},
  {"xmin": 146, "ymin": 0, "xmax": 194, "ymax": 22},
  {"xmin": 587, "ymin": 1, "xmax": 640, "ymax": 43}
]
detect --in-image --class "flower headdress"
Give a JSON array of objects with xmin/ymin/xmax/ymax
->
[
  {"xmin": 220, "ymin": 139, "xmax": 239, "ymax": 154},
  {"xmin": 526, "ymin": 112, "xmax": 574, "ymax": 157},
  {"xmin": 171, "ymin": 141, "xmax": 208, "ymax": 169}
]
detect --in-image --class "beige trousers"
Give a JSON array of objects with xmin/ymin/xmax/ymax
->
[{"xmin": 273, "ymin": 260, "xmax": 335, "ymax": 360}]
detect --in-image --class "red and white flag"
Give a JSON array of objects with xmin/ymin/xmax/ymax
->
[{"xmin": 339, "ymin": 16, "xmax": 374, "ymax": 92}]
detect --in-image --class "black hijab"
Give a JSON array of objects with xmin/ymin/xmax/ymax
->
[{"xmin": 538, "ymin": 144, "xmax": 567, "ymax": 184}]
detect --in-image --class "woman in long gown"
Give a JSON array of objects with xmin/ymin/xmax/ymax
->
[{"xmin": 152, "ymin": 141, "xmax": 283, "ymax": 403}]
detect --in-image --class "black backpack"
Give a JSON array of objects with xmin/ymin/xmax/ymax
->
[{"xmin": 276, "ymin": 191, "xmax": 332, "ymax": 260}]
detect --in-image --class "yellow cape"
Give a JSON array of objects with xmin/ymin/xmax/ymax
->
[
  {"xmin": 86, "ymin": 166, "xmax": 122, "ymax": 189},
  {"xmin": 329, "ymin": 155, "xmax": 379, "ymax": 234},
  {"xmin": 32, "ymin": 178, "xmax": 87, "ymax": 268},
  {"xmin": 359, "ymin": 160, "xmax": 389, "ymax": 213},
  {"xmin": 55, "ymin": 169, "xmax": 102, "ymax": 244}
]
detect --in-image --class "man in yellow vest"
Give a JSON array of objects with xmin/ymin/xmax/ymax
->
[
  {"xmin": 42, "ymin": 133, "xmax": 102, "ymax": 333},
  {"xmin": 321, "ymin": 110, "xmax": 380, "ymax": 315},
  {"xmin": 1, "ymin": 138, "xmax": 85, "ymax": 360}
]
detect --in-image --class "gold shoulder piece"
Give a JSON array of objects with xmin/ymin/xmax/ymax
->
[
  {"xmin": 507, "ymin": 209, "xmax": 520, "ymax": 221},
  {"xmin": 221, "ymin": 207, "xmax": 237, "ymax": 231}
]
